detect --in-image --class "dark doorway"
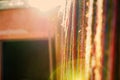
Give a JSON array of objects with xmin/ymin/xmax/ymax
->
[{"xmin": 2, "ymin": 40, "xmax": 50, "ymax": 80}]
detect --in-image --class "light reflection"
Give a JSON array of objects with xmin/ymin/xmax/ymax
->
[
  {"xmin": 28, "ymin": 0, "xmax": 64, "ymax": 12},
  {"xmin": 85, "ymin": 0, "xmax": 93, "ymax": 79},
  {"xmin": 94, "ymin": 0, "xmax": 103, "ymax": 80}
]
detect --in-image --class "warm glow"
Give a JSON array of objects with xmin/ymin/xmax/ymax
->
[
  {"xmin": 85, "ymin": 0, "xmax": 93, "ymax": 79},
  {"xmin": 94, "ymin": 0, "xmax": 103, "ymax": 80},
  {"xmin": 28, "ymin": 0, "xmax": 64, "ymax": 12},
  {"xmin": 75, "ymin": 72, "xmax": 85, "ymax": 80}
]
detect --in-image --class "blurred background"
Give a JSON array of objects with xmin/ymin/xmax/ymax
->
[{"xmin": 0, "ymin": 0, "xmax": 119, "ymax": 80}]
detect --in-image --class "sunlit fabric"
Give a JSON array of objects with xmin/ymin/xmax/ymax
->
[{"xmin": 54, "ymin": 0, "xmax": 117, "ymax": 80}]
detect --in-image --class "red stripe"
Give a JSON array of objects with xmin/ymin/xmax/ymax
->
[{"xmin": 109, "ymin": 0, "xmax": 117, "ymax": 80}]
